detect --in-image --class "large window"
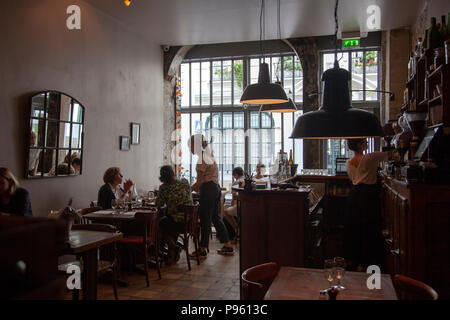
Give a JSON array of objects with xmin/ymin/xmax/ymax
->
[
  {"xmin": 320, "ymin": 49, "xmax": 380, "ymax": 174},
  {"xmin": 179, "ymin": 54, "xmax": 303, "ymax": 187}
]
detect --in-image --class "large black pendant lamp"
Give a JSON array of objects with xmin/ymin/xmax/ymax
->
[
  {"xmin": 290, "ymin": 0, "xmax": 383, "ymax": 139},
  {"xmin": 240, "ymin": 0, "xmax": 289, "ymax": 105}
]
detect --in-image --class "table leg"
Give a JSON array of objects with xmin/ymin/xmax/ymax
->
[{"xmin": 82, "ymin": 249, "xmax": 98, "ymax": 300}]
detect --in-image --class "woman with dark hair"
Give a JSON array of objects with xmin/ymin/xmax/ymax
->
[
  {"xmin": 0, "ymin": 168, "xmax": 33, "ymax": 217},
  {"xmin": 155, "ymin": 165, "xmax": 193, "ymax": 264},
  {"xmin": 344, "ymin": 138, "xmax": 393, "ymax": 271},
  {"xmin": 188, "ymin": 134, "xmax": 233, "ymax": 258}
]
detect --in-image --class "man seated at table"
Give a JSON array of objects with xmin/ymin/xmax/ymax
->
[{"xmin": 155, "ymin": 165, "xmax": 193, "ymax": 265}]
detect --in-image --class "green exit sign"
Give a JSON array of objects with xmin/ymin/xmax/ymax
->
[{"xmin": 342, "ymin": 38, "xmax": 360, "ymax": 48}]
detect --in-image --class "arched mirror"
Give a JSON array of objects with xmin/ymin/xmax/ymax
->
[{"xmin": 27, "ymin": 91, "xmax": 84, "ymax": 178}]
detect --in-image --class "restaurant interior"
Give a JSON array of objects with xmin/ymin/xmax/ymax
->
[{"xmin": 1, "ymin": 0, "xmax": 450, "ymax": 302}]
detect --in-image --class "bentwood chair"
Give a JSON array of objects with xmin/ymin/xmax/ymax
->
[
  {"xmin": 241, "ymin": 262, "xmax": 279, "ymax": 300},
  {"xmin": 393, "ymin": 274, "xmax": 439, "ymax": 300},
  {"xmin": 58, "ymin": 223, "xmax": 120, "ymax": 300},
  {"xmin": 176, "ymin": 203, "xmax": 201, "ymax": 270},
  {"xmin": 118, "ymin": 210, "xmax": 161, "ymax": 287}
]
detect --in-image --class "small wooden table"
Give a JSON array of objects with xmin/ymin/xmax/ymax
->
[
  {"xmin": 83, "ymin": 208, "xmax": 156, "ymax": 223},
  {"xmin": 66, "ymin": 230, "xmax": 123, "ymax": 300},
  {"xmin": 264, "ymin": 267, "xmax": 398, "ymax": 300}
]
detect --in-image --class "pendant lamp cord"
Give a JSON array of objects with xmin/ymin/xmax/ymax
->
[
  {"xmin": 260, "ymin": 0, "xmax": 265, "ymax": 62},
  {"xmin": 334, "ymin": 0, "xmax": 343, "ymax": 66}
]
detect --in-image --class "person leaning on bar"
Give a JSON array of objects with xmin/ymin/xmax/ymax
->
[{"xmin": 344, "ymin": 138, "xmax": 395, "ymax": 271}]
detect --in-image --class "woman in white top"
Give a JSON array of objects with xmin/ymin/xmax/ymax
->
[
  {"xmin": 344, "ymin": 138, "xmax": 393, "ymax": 271},
  {"xmin": 189, "ymin": 134, "xmax": 233, "ymax": 257}
]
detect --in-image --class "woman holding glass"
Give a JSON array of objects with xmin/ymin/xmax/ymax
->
[
  {"xmin": 97, "ymin": 167, "xmax": 134, "ymax": 210},
  {"xmin": 188, "ymin": 134, "xmax": 233, "ymax": 258}
]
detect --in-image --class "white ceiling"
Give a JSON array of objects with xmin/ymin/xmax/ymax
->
[{"xmin": 84, "ymin": 0, "xmax": 424, "ymax": 46}]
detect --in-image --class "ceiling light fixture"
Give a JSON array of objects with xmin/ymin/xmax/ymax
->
[
  {"xmin": 289, "ymin": 0, "xmax": 383, "ymax": 139},
  {"xmin": 240, "ymin": 0, "xmax": 288, "ymax": 105},
  {"xmin": 259, "ymin": 0, "xmax": 297, "ymax": 113}
]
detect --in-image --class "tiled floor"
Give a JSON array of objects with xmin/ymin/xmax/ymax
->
[{"xmin": 77, "ymin": 236, "xmax": 240, "ymax": 300}]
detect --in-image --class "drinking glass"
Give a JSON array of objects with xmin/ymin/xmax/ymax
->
[
  {"xmin": 323, "ymin": 259, "xmax": 335, "ymax": 289},
  {"xmin": 111, "ymin": 199, "xmax": 118, "ymax": 214},
  {"xmin": 333, "ymin": 257, "xmax": 347, "ymax": 290}
]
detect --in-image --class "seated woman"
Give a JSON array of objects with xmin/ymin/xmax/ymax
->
[
  {"xmin": 223, "ymin": 167, "xmax": 244, "ymax": 238},
  {"xmin": 155, "ymin": 165, "xmax": 193, "ymax": 264},
  {"xmin": 98, "ymin": 167, "xmax": 133, "ymax": 209},
  {"xmin": 0, "ymin": 168, "xmax": 33, "ymax": 217}
]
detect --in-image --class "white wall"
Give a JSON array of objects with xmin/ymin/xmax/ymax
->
[{"xmin": 0, "ymin": 0, "xmax": 165, "ymax": 216}]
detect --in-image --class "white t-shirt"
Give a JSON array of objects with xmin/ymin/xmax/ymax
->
[{"xmin": 346, "ymin": 152, "xmax": 388, "ymax": 185}]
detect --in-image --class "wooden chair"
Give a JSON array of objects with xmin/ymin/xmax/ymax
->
[
  {"xmin": 118, "ymin": 210, "xmax": 161, "ymax": 287},
  {"xmin": 58, "ymin": 223, "xmax": 120, "ymax": 300},
  {"xmin": 241, "ymin": 262, "xmax": 279, "ymax": 300},
  {"xmin": 176, "ymin": 203, "xmax": 201, "ymax": 270},
  {"xmin": 78, "ymin": 206, "xmax": 102, "ymax": 224},
  {"xmin": 393, "ymin": 274, "xmax": 439, "ymax": 300}
]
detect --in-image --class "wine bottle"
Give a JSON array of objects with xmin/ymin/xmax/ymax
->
[
  {"xmin": 428, "ymin": 17, "xmax": 441, "ymax": 50},
  {"xmin": 440, "ymin": 15, "xmax": 447, "ymax": 45},
  {"xmin": 289, "ymin": 150, "xmax": 293, "ymax": 165}
]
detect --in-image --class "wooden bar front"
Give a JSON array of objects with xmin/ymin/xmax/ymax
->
[{"xmin": 235, "ymin": 188, "xmax": 310, "ymax": 278}]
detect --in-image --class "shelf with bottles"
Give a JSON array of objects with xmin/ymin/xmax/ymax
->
[{"xmin": 426, "ymin": 63, "xmax": 449, "ymax": 128}]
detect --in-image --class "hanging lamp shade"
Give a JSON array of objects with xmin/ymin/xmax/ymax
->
[
  {"xmin": 290, "ymin": 62, "xmax": 383, "ymax": 139},
  {"xmin": 240, "ymin": 63, "xmax": 289, "ymax": 105},
  {"xmin": 260, "ymin": 98, "xmax": 297, "ymax": 113}
]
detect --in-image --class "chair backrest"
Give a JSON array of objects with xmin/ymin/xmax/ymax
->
[
  {"xmin": 179, "ymin": 202, "xmax": 200, "ymax": 236},
  {"xmin": 71, "ymin": 223, "xmax": 117, "ymax": 233},
  {"xmin": 134, "ymin": 210, "xmax": 159, "ymax": 244},
  {"xmin": 79, "ymin": 206, "xmax": 102, "ymax": 216},
  {"xmin": 241, "ymin": 262, "xmax": 278, "ymax": 300},
  {"xmin": 393, "ymin": 274, "xmax": 439, "ymax": 300}
]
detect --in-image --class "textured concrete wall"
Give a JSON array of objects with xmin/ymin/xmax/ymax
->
[{"xmin": 0, "ymin": 0, "xmax": 164, "ymax": 216}]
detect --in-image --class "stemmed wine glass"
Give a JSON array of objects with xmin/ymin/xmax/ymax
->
[
  {"xmin": 111, "ymin": 199, "xmax": 119, "ymax": 214},
  {"xmin": 333, "ymin": 257, "xmax": 347, "ymax": 290}
]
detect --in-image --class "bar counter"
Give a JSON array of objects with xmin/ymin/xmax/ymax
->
[{"xmin": 234, "ymin": 186, "xmax": 311, "ymax": 281}]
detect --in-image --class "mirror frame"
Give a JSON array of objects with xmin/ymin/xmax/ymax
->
[{"xmin": 26, "ymin": 91, "xmax": 85, "ymax": 179}]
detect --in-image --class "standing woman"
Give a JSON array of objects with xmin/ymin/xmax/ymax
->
[
  {"xmin": 189, "ymin": 134, "xmax": 233, "ymax": 257},
  {"xmin": 0, "ymin": 168, "xmax": 33, "ymax": 217},
  {"xmin": 344, "ymin": 139, "xmax": 393, "ymax": 271}
]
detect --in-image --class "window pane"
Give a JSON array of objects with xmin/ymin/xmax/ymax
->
[
  {"xmin": 59, "ymin": 95, "xmax": 71, "ymax": 122},
  {"xmin": 271, "ymin": 56, "xmax": 281, "ymax": 83},
  {"xmin": 223, "ymin": 112, "xmax": 232, "ymax": 129},
  {"xmin": 71, "ymin": 124, "xmax": 83, "ymax": 149},
  {"xmin": 201, "ymin": 61, "xmax": 210, "ymax": 106},
  {"xmin": 365, "ymin": 51, "xmax": 378, "ymax": 101},
  {"xmin": 223, "ymin": 60, "xmax": 232, "ymax": 105},
  {"xmin": 283, "ymin": 56, "xmax": 294, "ymax": 100},
  {"xmin": 323, "ymin": 53, "xmax": 335, "ymax": 72},
  {"xmin": 234, "ymin": 112, "xmax": 244, "ymax": 129},
  {"xmin": 45, "ymin": 121, "xmax": 58, "ymax": 148},
  {"xmin": 351, "ymin": 51, "xmax": 364, "ymax": 101},
  {"xmin": 181, "ymin": 63, "xmax": 190, "ymax": 107},
  {"xmin": 250, "ymin": 111, "xmax": 259, "ymax": 128},
  {"xmin": 233, "ymin": 128, "xmax": 245, "ymax": 172},
  {"xmin": 294, "ymin": 55, "xmax": 303, "ymax": 103},
  {"xmin": 58, "ymin": 123, "xmax": 71, "ymax": 148},
  {"xmin": 72, "ymin": 102, "xmax": 83, "ymax": 123},
  {"xmin": 191, "ymin": 62, "xmax": 201, "ymax": 106},
  {"xmin": 337, "ymin": 52, "xmax": 349, "ymax": 70},
  {"xmin": 223, "ymin": 127, "xmax": 233, "ymax": 187},
  {"xmin": 283, "ymin": 113, "xmax": 294, "ymax": 159},
  {"xmin": 233, "ymin": 60, "xmax": 243, "ymax": 105},
  {"xmin": 212, "ymin": 61, "xmax": 222, "ymax": 105},
  {"xmin": 180, "ymin": 113, "xmax": 191, "ymax": 181},
  {"xmin": 250, "ymin": 58, "xmax": 260, "ymax": 85},
  {"xmin": 294, "ymin": 111, "xmax": 303, "ymax": 168}
]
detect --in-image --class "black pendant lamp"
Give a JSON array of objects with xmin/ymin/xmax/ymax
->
[
  {"xmin": 240, "ymin": 0, "xmax": 289, "ymax": 105},
  {"xmin": 289, "ymin": 0, "xmax": 383, "ymax": 139},
  {"xmin": 260, "ymin": 98, "xmax": 297, "ymax": 113}
]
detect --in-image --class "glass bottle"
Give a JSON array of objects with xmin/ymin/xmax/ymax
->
[
  {"xmin": 428, "ymin": 17, "xmax": 441, "ymax": 50},
  {"xmin": 440, "ymin": 15, "xmax": 447, "ymax": 44},
  {"xmin": 289, "ymin": 149, "xmax": 294, "ymax": 165}
]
